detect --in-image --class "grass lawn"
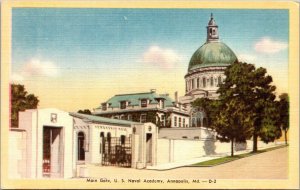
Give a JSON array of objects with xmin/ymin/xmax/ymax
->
[{"xmin": 191, "ymin": 144, "xmax": 288, "ymax": 167}]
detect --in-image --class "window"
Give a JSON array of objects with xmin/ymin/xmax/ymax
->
[
  {"xmin": 140, "ymin": 114, "xmax": 147, "ymax": 123},
  {"xmin": 182, "ymin": 136, "xmax": 187, "ymax": 139},
  {"xmin": 161, "ymin": 100, "xmax": 165, "ymax": 108},
  {"xmin": 179, "ymin": 117, "xmax": 182, "ymax": 127},
  {"xmin": 209, "ymin": 28, "xmax": 212, "ymax": 35},
  {"xmin": 128, "ymin": 114, "xmax": 132, "ymax": 121},
  {"xmin": 197, "ymin": 78, "xmax": 200, "ymax": 88},
  {"xmin": 113, "ymin": 116, "xmax": 119, "ymax": 119},
  {"xmin": 174, "ymin": 116, "xmax": 177, "ymax": 127},
  {"xmin": 194, "ymin": 136, "xmax": 200, "ymax": 139},
  {"xmin": 203, "ymin": 77, "xmax": 206, "ymax": 88},
  {"xmin": 100, "ymin": 132, "xmax": 105, "ymax": 154},
  {"xmin": 161, "ymin": 115, "xmax": 165, "ymax": 126},
  {"xmin": 77, "ymin": 132, "xmax": 85, "ymax": 161},
  {"xmin": 197, "ymin": 118, "xmax": 201, "ymax": 127},
  {"xmin": 186, "ymin": 82, "xmax": 188, "ymax": 92},
  {"xmin": 210, "ymin": 76, "xmax": 214, "ymax": 86},
  {"xmin": 191, "ymin": 79, "xmax": 194, "ymax": 89},
  {"xmin": 218, "ymin": 76, "xmax": 222, "ymax": 86},
  {"xmin": 141, "ymin": 99, "xmax": 147, "ymax": 107},
  {"xmin": 102, "ymin": 103, "xmax": 107, "ymax": 111},
  {"xmin": 120, "ymin": 101, "xmax": 126, "ymax": 109},
  {"xmin": 192, "ymin": 118, "xmax": 196, "ymax": 127},
  {"xmin": 183, "ymin": 118, "xmax": 186, "ymax": 128},
  {"xmin": 120, "ymin": 115, "xmax": 125, "ymax": 120}
]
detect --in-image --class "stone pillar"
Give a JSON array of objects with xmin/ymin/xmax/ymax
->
[{"xmin": 131, "ymin": 134, "xmax": 140, "ymax": 168}]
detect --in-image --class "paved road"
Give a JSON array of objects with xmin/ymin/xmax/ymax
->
[{"xmin": 83, "ymin": 147, "xmax": 288, "ymax": 180}]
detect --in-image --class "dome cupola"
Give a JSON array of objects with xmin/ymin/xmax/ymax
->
[
  {"xmin": 188, "ymin": 13, "xmax": 238, "ymax": 71},
  {"xmin": 207, "ymin": 13, "xmax": 219, "ymax": 42}
]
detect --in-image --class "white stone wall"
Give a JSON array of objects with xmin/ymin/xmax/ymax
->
[
  {"xmin": 8, "ymin": 130, "xmax": 27, "ymax": 178},
  {"xmin": 173, "ymin": 139, "xmax": 205, "ymax": 162},
  {"xmin": 159, "ymin": 127, "xmax": 215, "ymax": 139},
  {"xmin": 157, "ymin": 138, "xmax": 282, "ymax": 165},
  {"xmin": 19, "ymin": 110, "xmax": 36, "ymax": 178},
  {"xmin": 156, "ymin": 139, "xmax": 171, "ymax": 164}
]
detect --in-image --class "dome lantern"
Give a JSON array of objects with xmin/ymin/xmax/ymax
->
[{"xmin": 206, "ymin": 13, "xmax": 219, "ymax": 42}]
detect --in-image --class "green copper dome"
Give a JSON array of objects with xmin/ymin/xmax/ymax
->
[{"xmin": 188, "ymin": 42, "xmax": 238, "ymax": 71}]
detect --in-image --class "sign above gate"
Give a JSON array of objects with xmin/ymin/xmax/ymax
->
[{"xmin": 50, "ymin": 113, "xmax": 57, "ymax": 123}]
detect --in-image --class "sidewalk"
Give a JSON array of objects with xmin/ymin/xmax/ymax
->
[{"xmin": 146, "ymin": 142, "xmax": 285, "ymax": 170}]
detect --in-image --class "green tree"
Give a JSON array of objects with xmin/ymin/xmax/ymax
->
[
  {"xmin": 214, "ymin": 98, "xmax": 253, "ymax": 156},
  {"xmin": 258, "ymin": 100, "xmax": 282, "ymax": 143},
  {"xmin": 11, "ymin": 84, "xmax": 39, "ymax": 128},
  {"xmin": 218, "ymin": 62, "xmax": 279, "ymax": 152},
  {"xmin": 278, "ymin": 93, "xmax": 289, "ymax": 144},
  {"xmin": 192, "ymin": 96, "xmax": 252, "ymax": 156},
  {"xmin": 77, "ymin": 109, "xmax": 92, "ymax": 115},
  {"xmin": 250, "ymin": 67, "xmax": 278, "ymax": 152}
]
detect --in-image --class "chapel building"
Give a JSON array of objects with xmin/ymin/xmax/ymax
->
[{"xmin": 179, "ymin": 14, "xmax": 238, "ymax": 127}]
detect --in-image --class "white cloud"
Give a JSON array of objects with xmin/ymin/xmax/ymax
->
[
  {"xmin": 21, "ymin": 58, "xmax": 59, "ymax": 77},
  {"xmin": 10, "ymin": 58, "xmax": 59, "ymax": 82},
  {"xmin": 254, "ymin": 37, "xmax": 288, "ymax": 54},
  {"xmin": 142, "ymin": 46, "xmax": 181, "ymax": 69},
  {"xmin": 10, "ymin": 73, "xmax": 24, "ymax": 82},
  {"xmin": 237, "ymin": 53, "xmax": 256, "ymax": 63}
]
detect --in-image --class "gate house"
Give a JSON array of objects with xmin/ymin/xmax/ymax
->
[
  {"xmin": 18, "ymin": 109, "xmax": 74, "ymax": 178},
  {"xmin": 71, "ymin": 113, "xmax": 158, "ymax": 175},
  {"xmin": 71, "ymin": 113, "xmax": 134, "ymax": 169},
  {"xmin": 11, "ymin": 109, "xmax": 158, "ymax": 178}
]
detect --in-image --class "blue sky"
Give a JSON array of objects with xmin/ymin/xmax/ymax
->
[{"xmin": 11, "ymin": 8, "xmax": 289, "ymax": 111}]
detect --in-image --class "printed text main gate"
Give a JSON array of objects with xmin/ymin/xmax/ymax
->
[{"xmin": 102, "ymin": 136, "xmax": 132, "ymax": 167}]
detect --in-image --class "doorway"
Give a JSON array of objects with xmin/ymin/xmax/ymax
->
[
  {"xmin": 43, "ymin": 126, "xmax": 63, "ymax": 178},
  {"xmin": 146, "ymin": 134, "xmax": 152, "ymax": 164}
]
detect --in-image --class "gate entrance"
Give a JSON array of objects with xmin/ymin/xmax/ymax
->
[
  {"xmin": 43, "ymin": 126, "xmax": 63, "ymax": 177},
  {"xmin": 102, "ymin": 136, "xmax": 132, "ymax": 167}
]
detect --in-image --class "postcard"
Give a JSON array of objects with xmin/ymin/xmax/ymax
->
[{"xmin": 1, "ymin": 0, "xmax": 299, "ymax": 189}]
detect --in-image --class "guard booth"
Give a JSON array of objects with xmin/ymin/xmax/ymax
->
[
  {"xmin": 18, "ymin": 109, "xmax": 73, "ymax": 178},
  {"xmin": 131, "ymin": 122, "xmax": 158, "ymax": 169}
]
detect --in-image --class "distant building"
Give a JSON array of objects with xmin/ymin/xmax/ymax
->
[
  {"xmin": 180, "ymin": 14, "xmax": 238, "ymax": 127},
  {"xmin": 93, "ymin": 89, "xmax": 190, "ymax": 128}
]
